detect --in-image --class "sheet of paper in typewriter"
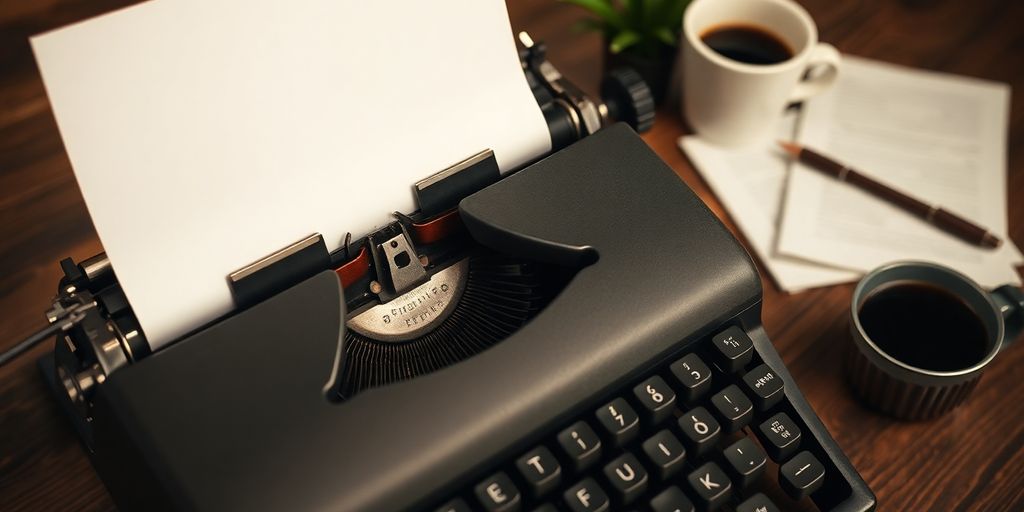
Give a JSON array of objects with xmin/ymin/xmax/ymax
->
[{"xmin": 32, "ymin": 0, "xmax": 551, "ymax": 349}]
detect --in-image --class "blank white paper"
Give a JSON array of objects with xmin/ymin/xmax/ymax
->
[
  {"xmin": 32, "ymin": 0, "xmax": 551, "ymax": 350},
  {"xmin": 680, "ymin": 112, "xmax": 860, "ymax": 293},
  {"xmin": 778, "ymin": 56, "xmax": 1021, "ymax": 288}
]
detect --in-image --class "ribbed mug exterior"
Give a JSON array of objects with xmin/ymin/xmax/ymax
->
[
  {"xmin": 846, "ymin": 338, "xmax": 981, "ymax": 420},
  {"xmin": 846, "ymin": 262, "xmax": 1004, "ymax": 421}
]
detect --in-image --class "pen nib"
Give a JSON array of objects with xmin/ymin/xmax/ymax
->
[{"xmin": 777, "ymin": 141, "xmax": 801, "ymax": 156}]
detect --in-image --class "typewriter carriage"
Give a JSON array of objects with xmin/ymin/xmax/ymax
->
[{"xmin": 45, "ymin": 32, "xmax": 656, "ymax": 427}]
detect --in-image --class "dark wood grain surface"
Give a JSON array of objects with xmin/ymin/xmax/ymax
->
[{"xmin": 1, "ymin": 1, "xmax": 1022, "ymax": 510}]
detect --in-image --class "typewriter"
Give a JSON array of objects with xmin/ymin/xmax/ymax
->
[{"xmin": 33, "ymin": 25, "xmax": 875, "ymax": 512}]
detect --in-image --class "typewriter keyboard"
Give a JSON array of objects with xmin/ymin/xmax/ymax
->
[{"xmin": 433, "ymin": 326, "xmax": 845, "ymax": 512}]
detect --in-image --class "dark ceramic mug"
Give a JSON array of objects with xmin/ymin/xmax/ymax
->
[{"xmin": 847, "ymin": 261, "xmax": 1023, "ymax": 420}]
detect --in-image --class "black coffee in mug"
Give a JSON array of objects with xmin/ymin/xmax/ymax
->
[
  {"xmin": 848, "ymin": 262, "xmax": 1021, "ymax": 420},
  {"xmin": 701, "ymin": 24, "xmax": 793, "ymax": 65},
  {"xmin": 857, "ymin": 280, "xmax": 989, "ymax": 372}
]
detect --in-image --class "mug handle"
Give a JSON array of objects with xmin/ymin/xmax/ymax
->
[
  {"xmin": 787, "ymin": 43, "xmax": 842, "ymax": 103},
  {"xmin": 991, "ymin": 285, "xmax": 1024, "ymax": 347}
]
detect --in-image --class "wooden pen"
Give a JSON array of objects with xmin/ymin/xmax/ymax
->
[{"xmin": 778, "ymin": 142, "xmax": 1002, "ymax": 249}]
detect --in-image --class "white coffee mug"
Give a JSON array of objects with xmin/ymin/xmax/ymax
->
[{"xmin": 681, "ymin": 0, "xmax": 840, "ymax": 146}]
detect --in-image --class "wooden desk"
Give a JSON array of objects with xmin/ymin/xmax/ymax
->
[{"xmin": 1, "ymin": 1, "xmax": 1021, "ymax": 510}]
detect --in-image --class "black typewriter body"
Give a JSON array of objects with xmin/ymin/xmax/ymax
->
[
  {"xmin": 43, "ymin": 125, "xmax": 874, "ymax": 511},
  {"xmin": 39, "ymin": 38, "xmax": 875, "ymax": 512}
]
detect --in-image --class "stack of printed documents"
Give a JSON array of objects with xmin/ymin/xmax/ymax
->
[{"xmin": 680, "ymin": 56, "xmax": 1021, "ymax": 292}]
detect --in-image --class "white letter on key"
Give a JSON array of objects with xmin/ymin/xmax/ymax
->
[
  {"xmin": 615, "ymin": 463, "xmax": 636, "ymax": 481},
  {"xmin": 699, "ymin": 473, "xmax": 720, "ymax": 490},
  {"xmin": 527, "ymin": 455, "xmax": 545, "ymax": 474},
  {"xmin": 576, "ymin": 488, "xmax": 591, "ymax": 507},
  {"xmin": 486, "ymin": 483, "xmax": 507, "ymax": 503}
]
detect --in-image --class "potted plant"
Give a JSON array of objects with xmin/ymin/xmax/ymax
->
[{"xmin": 563, "ymin": 0, "xmax": 689, "ymax": 105}]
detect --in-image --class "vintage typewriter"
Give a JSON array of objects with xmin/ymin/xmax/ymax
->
[{"xmin": 30, "ymin": 29, "xmax": 876, "ymax": 512}]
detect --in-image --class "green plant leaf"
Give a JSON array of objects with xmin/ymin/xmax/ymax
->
[
  {"xmin": 667, "ymin": 0, "xmax": 689, "ymax": 26},
  {"xmin": 643, "ymin": 0, "xmax": 658, "ymax": 29},
  {"xmin": 563, "ymin": 0, "xmax": 687, "ymax": 56},
  {"xmin": 650, "ymin": 0, "xmax": 687, "ymax": 28},
  {"xmin": 560, "ymin": 0, "xmax": 625, "ymax": 29},
  {"xmin": 624, "ymin": 0, "xmax": 644, "ymax": 31},
  {"xmin": 654, "ymin": 26, "xmax": 678, "ymax": 46},
  {"xmin": 609, "ymin": 29, "xmax": 642, "ymax": 53}
]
